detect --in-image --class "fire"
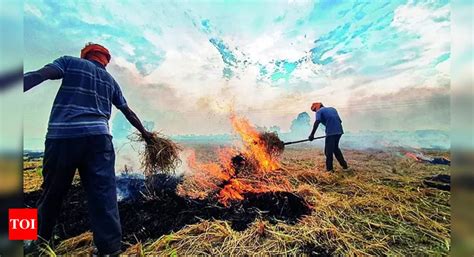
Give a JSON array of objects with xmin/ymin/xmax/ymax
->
[
  {"xmin": 230, "ymin": 113, "xmax": 280, "ymax": 172},
  {"xmin": 219, "ymin": 179, "xmax": 252, "ymax": 202},
  {"xmin": 177, "ymin": 112, "xmax": 286, "ymax": 206}
]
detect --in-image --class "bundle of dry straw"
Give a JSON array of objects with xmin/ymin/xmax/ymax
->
[
  {"xmin": 259, "ymin": 131, "xmax": 285, "ymax": 156},
  {"xmin": 131, "ymin": 131, "xmax": 181, "ymax": 176}
]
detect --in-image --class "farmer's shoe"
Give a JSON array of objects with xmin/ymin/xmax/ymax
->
[
  {"xmin": 343, "ymin": 167, "xmax": 354, "ymax": 173},
  {"xmin": 92, "ymin": 247, "xmax": 121, "ymax": 257},
  {"xmin": 24, "ymin": 236, "xmax": 50, "ymax": 256}
]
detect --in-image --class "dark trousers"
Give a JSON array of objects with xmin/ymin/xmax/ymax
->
[
  {"xmin": 324, "ymin": 134, "xmax": 348, "ymax": 171},
  {"xmin": 37, "ymin": 135, "xmax": 121, "ymax": 253}
]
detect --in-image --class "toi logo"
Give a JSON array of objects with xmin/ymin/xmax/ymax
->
[{"xmin": 9, "ymin": 208, "xmax": 38, "ymax": 240}]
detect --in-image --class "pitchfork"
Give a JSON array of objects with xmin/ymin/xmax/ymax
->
[{"xmin": 283, "ymin": 136, "xmax": 326, "ymax": 146}]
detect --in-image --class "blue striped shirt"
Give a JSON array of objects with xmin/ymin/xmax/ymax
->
[{"xmin": 45, "ymin": 56, "xmax": 127, "ymax": 138}]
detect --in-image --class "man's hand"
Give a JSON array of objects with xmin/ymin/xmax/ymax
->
[
  {"xmin": 308, "ymin": 134, "xmax": 315, "ymax": 141},
  {"xmin": 142, "ymin": 131, "xmax": 154, "ymax": 145}
]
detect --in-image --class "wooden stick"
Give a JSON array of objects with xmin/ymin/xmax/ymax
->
[{"xmin": 283, "ymin": 136, "xmax": 326, "ymax": 145}]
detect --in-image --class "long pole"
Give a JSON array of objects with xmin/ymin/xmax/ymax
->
[{"xmin": 283, "ymin": 136, "xmax": 326, "ymax": 145}]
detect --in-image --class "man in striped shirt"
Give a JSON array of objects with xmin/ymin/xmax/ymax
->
[{"xmin": 24, "ymin": 43, "xmax": 153, "ymax": 255}]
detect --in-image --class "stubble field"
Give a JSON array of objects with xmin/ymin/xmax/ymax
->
[{"xmin": 24, "ymin": 146, "xmax": 450, "ymax": 256}]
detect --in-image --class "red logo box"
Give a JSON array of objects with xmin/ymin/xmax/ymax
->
[{"xmin": 9, "ymin": 208, "xmax": 38, "ymax": 240}]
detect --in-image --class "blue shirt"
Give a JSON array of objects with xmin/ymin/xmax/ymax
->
[
  {"xmin": 315, "ymin": 107, "xmax": 344, "ymax": 136},
  {"xmin": 45, "ymin": 56, "xmax": 127, "ymax": 139}
]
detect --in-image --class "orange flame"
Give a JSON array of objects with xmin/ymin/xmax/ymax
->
[
  {"xmin": 219, "ymin": 179, "xmax": 252, "ymax": 203},
  {"xmin": 230, "ymin": 113, "xmax": 280, "ymax": 172},
  {"xmin": 177, "ymin": 113, "xmax": 285, "ymax": 206}
]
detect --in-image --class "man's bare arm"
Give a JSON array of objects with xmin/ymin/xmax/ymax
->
[
  {"xmin": 120, "ymin": 106, "xmax": 153, "ymax": 143},
  {"xmin": 23, "ymin": 66, "xmax": 62, "ymax": 92},
  {"xmin": 308, "ymin": 120, "xmax": 320, "ymax": 141}
]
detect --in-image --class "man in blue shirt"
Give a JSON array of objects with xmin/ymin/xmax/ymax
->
[
  {"xmin": 308, "ymin": 102, "xmax": 349, "ymax": 172},
  {"xmin": 24, "ymin": 43, "xmax": 153, "ymax": 255}
]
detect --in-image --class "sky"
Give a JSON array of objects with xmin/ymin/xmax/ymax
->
[{"xmin": 22, "ymin": 0, "xmax": 451, "ymax": 150}]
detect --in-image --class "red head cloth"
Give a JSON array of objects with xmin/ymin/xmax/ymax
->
[
  {"xmin": 310, "ymin": 102, "xmax": 322, "ymax": 111},
  {"xmin": 80, "ymin": 43, "xmax": 111, "ymax": 67}
]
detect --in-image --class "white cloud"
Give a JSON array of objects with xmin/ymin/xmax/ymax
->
[
  {"xmin": 391, "ymin": 1, "xmax": 450, "ymax": 68},
  {"xmin": 143, "ymin": 30, "xmax": 163, "ymax": 53},
  {"xmin": 120, "ymin": 41, "xmax": 135, "ymax": 56},
  {"xmin": 25, "ymin": 3, "xmax": 43, "ymax": 19}
]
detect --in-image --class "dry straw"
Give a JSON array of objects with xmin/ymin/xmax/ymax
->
[
  {"xmin": 130, "ymin": 131, "xmax": 181, "ymax": 176},
  {"xmin": 259, "ymin": 131, "xmax": 285, "ymax": 156}
]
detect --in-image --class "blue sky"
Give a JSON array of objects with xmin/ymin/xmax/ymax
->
[{"xmin": 23, "ymin": 0, "xmax": 450, "ymax": 149}]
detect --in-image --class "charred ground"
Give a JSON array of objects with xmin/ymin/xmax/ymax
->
[{"xmin": 24, "ymin": 174, "xmax": 311, "ymax": 251}]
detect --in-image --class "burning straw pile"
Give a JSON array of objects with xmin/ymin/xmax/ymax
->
[
  {"xmin": 259, "ymin": 131, "xmax": 285, "ymax": 156},
  {"xmin": 176, "ymin": 115, "xmax": 292, "ymax": 206},
  {"xmin": 131, "ymin": 131, "xmax": 181, "ymax": 176}
]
